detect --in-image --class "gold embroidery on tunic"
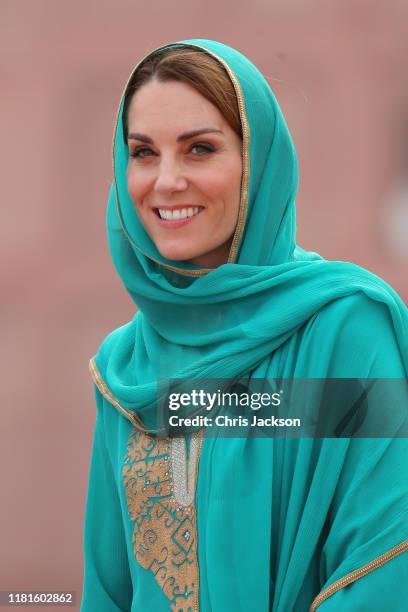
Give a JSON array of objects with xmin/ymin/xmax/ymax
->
[{"xmin": 123, "ymin": 429, "xmax": 203, "ymax": 611}]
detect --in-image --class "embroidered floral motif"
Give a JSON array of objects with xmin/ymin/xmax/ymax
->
[{"xmin": 123, "ymin": 429, "xmax": 203, "ymax": 611}]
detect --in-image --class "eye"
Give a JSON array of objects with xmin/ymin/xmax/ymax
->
[
  {"xmin": 190, "ymin": 142, "xmax": 215, "ymax": 155},
  {"xmin": 130, "ymin": 146, "xmax": 155, "ymax": 159}
]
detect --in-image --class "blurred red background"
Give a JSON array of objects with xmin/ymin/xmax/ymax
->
[{"xmin": 1, "ymin": 0, "xmax": 407, "ymax": 609}]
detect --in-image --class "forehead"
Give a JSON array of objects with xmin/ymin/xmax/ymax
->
[{"xmin": 126, "ymin": 79, "xmax": 225, "ymax": 131}]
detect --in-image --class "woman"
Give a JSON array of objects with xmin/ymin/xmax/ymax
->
[{"xmin": 81, "ymin": 39, "xmax": 408, "ymax": 611}]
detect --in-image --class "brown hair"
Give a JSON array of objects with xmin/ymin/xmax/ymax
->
[{"xmin": 122, "ymin": 46, "xmax": 242, "ymax": 141}]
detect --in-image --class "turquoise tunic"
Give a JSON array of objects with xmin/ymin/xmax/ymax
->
[
  {"xmin": 81, "ymin": 294, "xmax": 408, "ymax": 611},
  {"xmin": 80, "ymin": 39, "xmax": 408, "ymax": 611}
]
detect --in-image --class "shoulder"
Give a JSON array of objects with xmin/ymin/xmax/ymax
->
[
  {"xmin": 304, "ymin": 291, "xmax": 407, "ymax": 377},
  {"xmin": 93, "ymin": 316, "xmax": 138, "ymax": 374},
  {"xmin": 312, "ymin": 291, "xmax": 399, "ymax": 334}
]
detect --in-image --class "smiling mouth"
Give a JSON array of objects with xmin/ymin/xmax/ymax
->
[{"xmin": 154, "ymin": 206, "xmax": 204, "ymax": 220}]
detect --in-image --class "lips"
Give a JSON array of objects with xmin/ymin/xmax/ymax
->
[
  {"xmin": 152, "ymin": 205, "xmax": 204, "ymax": 228},
  {"xmin": 153, "ymin": 204, "xmax": 203, "ymax": 213},
  {"xmin": 156, "ymin": 206, "xmax": 202, "ymax": 220}
]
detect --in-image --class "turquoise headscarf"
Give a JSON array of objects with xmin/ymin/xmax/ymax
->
[
  {"xmin": 93, "ymin": 38, "xmax": 407, "ymax": 433},
  {"xmin": 87, "ymin": 39, "xmax": 408, "ymax": 611}
]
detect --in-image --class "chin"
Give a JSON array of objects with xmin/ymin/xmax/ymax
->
[{"xmin": 156, "ymin": 243, "xmax": 198, "ymax": 262}]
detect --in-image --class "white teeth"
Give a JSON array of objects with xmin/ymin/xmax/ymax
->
[{"xmin": 158, "ymin": 206, "xmax": 200, "ymax": 220}]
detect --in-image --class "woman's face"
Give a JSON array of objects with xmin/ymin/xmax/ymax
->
[{"xmin": 126, "ymin": 79, "xmax": 243, "ymax": 267}]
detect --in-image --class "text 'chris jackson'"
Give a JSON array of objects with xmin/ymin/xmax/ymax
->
[{"xmin": 168, "ymin": 414, "xmax": 302, "ymax": 428}]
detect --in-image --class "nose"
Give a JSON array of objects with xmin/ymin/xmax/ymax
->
[{"xmin": 154, "ymin": 156, "xmax": 188, "ymax": 194}]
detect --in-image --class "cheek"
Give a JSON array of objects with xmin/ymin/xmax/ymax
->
[
  {"xmin": 126, "ymin": 170, "xmax": 137, "ymax": 199},
  {"xmin": 199, "ymin": 161, "xmax": 242, "ymax": 203},
  {"xmin": 127, "ymin": 169, "xmax": 148, "ymax": 208},
  {"xmin": 207, "ymin": 162, "xmax": 242, "ymax": 214}
]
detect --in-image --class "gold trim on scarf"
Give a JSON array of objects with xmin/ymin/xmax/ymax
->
[
  {"xmin": 89, "ymin": 357, "xmax": 152, "ymax": 435},
  {"xmin": 123, "ymin": 428, "xmax": 203, "ymax": 611},
  {"xmin": 111, "ymin": 41, "xmax": 250, "ymax": 276},
  {"xmin": 310, "ymin": 538, "xmax": 408, "ymax": 610}
]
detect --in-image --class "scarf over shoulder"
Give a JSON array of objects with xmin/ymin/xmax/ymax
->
[{"xmin": 84, "ymin": 39, "xmax": 408, "ymax": 612}]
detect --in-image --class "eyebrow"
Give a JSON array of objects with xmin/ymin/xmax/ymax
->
[{"xmin": 127, "ymin": 128, "xmax": 224, "ymax": 144}]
